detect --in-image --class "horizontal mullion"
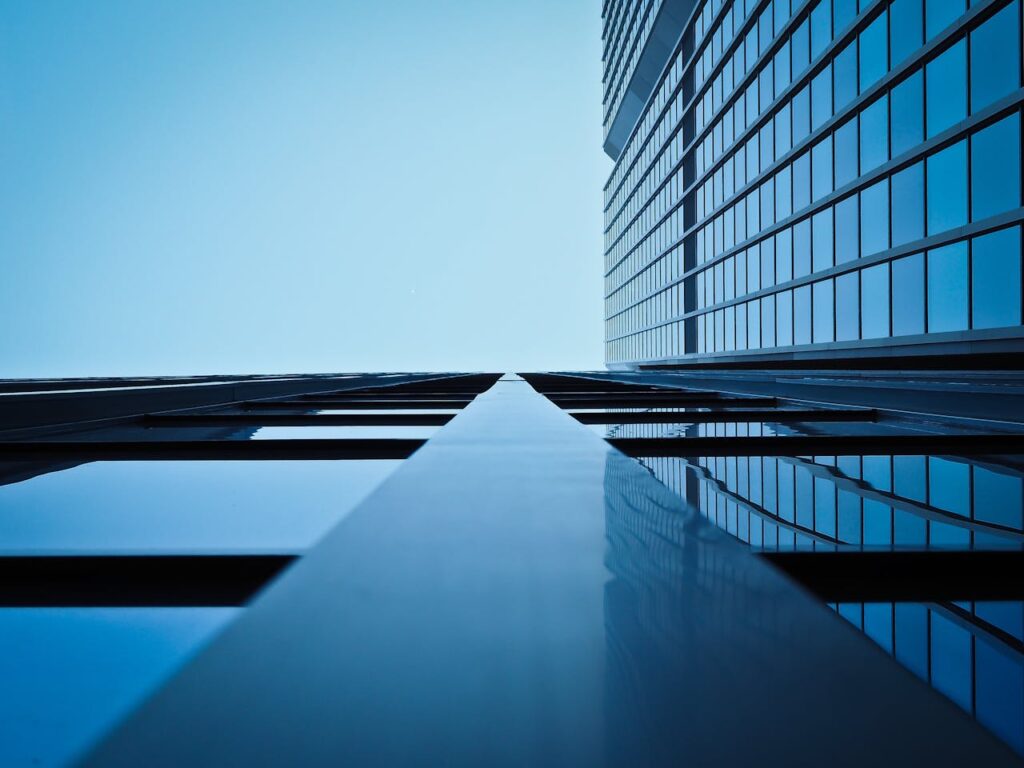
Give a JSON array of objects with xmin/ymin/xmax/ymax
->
[
  {"xmin": 0, "ymin": 439, "xmax": 426, "ymax": 460},
  {"xmin": 242, "ymin": 400, "xmax": 469, "ymax": 410},
  {"xmin": 761, "ymin": 549, "xmax": 1024, "ymax": 601},
  {"xmin": 610, "ymin": 433, "xmax": 1024, "ymax": 457},
  {"xmin": 572, "ymin": 408, "xmax": 875, "ymax": 424},
  {"xmin": 143, "ymin": 413, "xmax": 453, "ymax": 427},
  {"xmin": 552, "ymin": 396, "xmax": 777, "ymax": 409},
  {"xmin": 0, "ymin": 554, "xmax": 296, "ymax": 606}
]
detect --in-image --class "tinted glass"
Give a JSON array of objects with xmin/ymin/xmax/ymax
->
[
  {"xmin": 971, "ymin": 113, "xmax": 1021, "ymax": 222},
  {"xmin": 926, "ymin": 41, "xmax": 966, "ymax": 138},
  {"xmin": 927, "ymin": 140, "xmax": 968, "ymax": 235},
  {"xmin": 892, "ymin": 253, "xmax": 926, "ymax": 335},
  {"xmin": 970, "ymin": 1, "xmax": 1020, "ymax": 113},
  {"xmin": 861, "ymin": 262, "xmax": 892, "ymax": 338},
  {"xmin": 972, "ymin": 226, "xmax": 1022, "ymax": 329},
  {"xmin": 891, "ymin": 162, "xmax": 924, "ymax": 247},
  {"xmin": 927, "ymin": 241, "xmax": 969, "ymax": 332}
]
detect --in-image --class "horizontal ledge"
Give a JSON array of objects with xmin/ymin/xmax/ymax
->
[
  {"xmin": 760, "ymin": 549, "xmax": 1024, "ymax": 602},
  {"xmin": 143, "ymin": 413, "xmax": 453, "ymax": 427},
  {"xmin": 0, "ymin": 554, "xmax": 297, "ymax": 606},
  {"xmin": 0, "ymin": 439, "xmax": 427, "ymax": 460},
  {"xmin": 609, "ymin": 433, "xmax": 1024, "ymax": 457},
  {"xmin": 551, "ymin": 396, "xmax": 778, "ymax": 409},
  {"xmin": 572, "ymin": 408, "xmax": 876, "ymax": 424},
  {"xmin": 243, "ymin": 401, "xmax": 469, "ymax": 410},
  {"xmin": 299, "ymin": 393, "xmax": 477, "ymax": 401}
]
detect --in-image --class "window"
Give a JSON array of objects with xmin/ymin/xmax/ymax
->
[
  {"xmin": 775, "ymin": 104, "xmax": 792, "ymax": 157},
  {"xmin": 972, "ymin": 226, "xmax": 1022, "ymax": 329},
  {"xmin": 813, "ymin": 207, "xmax": 834, "ymax": 272},
  {"xmin": 859, "ymin": 11, "xmax": 888, "ymax": 92},
  {"xmin": 776, "ymin": 166, "xmax": 793, "ymax": 220},
  {"xmin": 835, "ymin": 195, "xmax": 860, "ymax": 264},
  {"xmin": 834, "ymin": 42, "xmax": 858, "ymax": 113},
  {"xmin": 776, "ymin": 227, "xmax": 794, "ymax": 283},
  {"xmin": 892, "ymin": 252, "xmax": 925, "ymax": 335},
  {"xmin": 812, "ymin": 65, "xmax": 833, "ymax": 131},
  {"xmin": 971, "ymin": 113, "xmax": 1021, "ymax": 222},
  {"xmin": 890, "ymin": 0, "xmax": 923, "ymax": 67},
  {"xmin": 970, "ymin": 1, "xmax": 1020, "ymax": 113},
  {"xmin": 794, "ymin": 219, "xmax": 812, "ymax": 277},
  {"xmin": 775, "ymin": 42, "xmax": 792, "ymax": 94},
  {"xmin": 793, "ymin": 152, "xmax": 811, "ymax": 211},
  {"xmin": 891, "ymin": 162, "xmax": 924, "ymax": 247},
  {"xmin": 926, "ymin": 0, "xmax": 966, "ymax": 40},
  {"xmin": 926, "ymin": 41, "xmax": 966, "ymax": 138},
  {"xmin": 748, "ymin": 245, "xmax": 762, "ymax": 292},
  {"xmin": 793, "ymin": 19, "xmax": 811, "ymax": 76},
  {"xmin": 891, "ymin": 71, "xmax": 923, "ymax": 157},
  {"xmin": 812, "ymin": 135, "xmax": 833, "ymax": 201},
  {"xmin": 777, "ymin": 289, "xmax": 794, "ymax": 344},
  {"xmin": 835, "ymin": 0, "xmax": 857, "ymax": 32},
  {"xmin": 927, "ymin": 241, "xmax": 969, "ymax": 332},
  {"xmin": 793, "ymin": 85, "xmax": 811, "ymax": 145},
  {"xmin": 794, "ymin": 285, "xmax": 812, "ymax": 343},
  {"xmin": 835, "ymin": 118, "xmax": 859, "ymax": 188},
  {"xmin": 762, "ymin": 294, "xmax": 777, "ymax": 345},
  {"xmin": 761, "ymin": 236, "xmax": 777, "ymax": 288},
  {"xmin": 748, "ymin": 298, "xmax": 761, "ymax": 347},
  {"xmin": 813, "ymin": 279, "xmax": 835, "ymax": 342},
  {"xmin": 860, "ymin": 95, "xmax": 889, "ymax": 172},
  {"xmin": 811, "ymin": 0, "xmax": 833, "ymax": 59},
  {"xmin": 836, "ymin": 271, "xmax": 860, "ymax": 340},
  {"xmin": 861, "ymin": 262, "xmax": 891, "ymax": 338},
  {"xmin": 926, "ymin": 140, "xmax": 968, "ymax": 235},
  {"xmin": 860, "ymin": 179, "xmax": 890, "ymax": 256}
]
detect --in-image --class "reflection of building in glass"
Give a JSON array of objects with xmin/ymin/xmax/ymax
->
[{"xmin": 602, "ymin": 0, "xmax": 1023, "ymax": 368}]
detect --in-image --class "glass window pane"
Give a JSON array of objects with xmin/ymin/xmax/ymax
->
[
  {"xmin": 812, "ymin": 65, "xmax": 833, "ymax": 130},
  {"xmin": 762, "ymin": 294, "xmax": 777, "ymax": 345},
  {"xmin": 860, "ymin": 95, "xmax": 889, "ymax": 172},
  {"xmin": 926, "ymin": 0, "xmax": 966, "ymax": 40},
  {"xmin": 834, "ymin": 42, "xmax": 858, "ymax": 113},
  {"xmin": 836, "ymin": 270, "xmax": 860, "ymax": 340},
  {"xmin": 859, "ymin": 11, "xmax": 889, "ymax": 91},
  {"xmin": 813, "ymin": 207, "xmax": 835, "ymax": 272},
  {"xmin": 890, "ymin": 0, "xmax": 924, "ymax": 66},
  {"xmin": 793, "ymin": 85, "xmax": 811, "ymax": 144},
  {"xmin": 891, "ymin": 71, "xmax": 924, "ymax": 157},
  {"xmin": 861, "ymin": 262, "xmax": 891, "ymax": 338},
  {"xmin": 970, "ymin": 1, "xmax": 1020, "ymax": 113},
  {"xmin": 793, "ymin": 19, "xmax": 811, "ymax": 76},
  {"xmin": 812, "ymin": 135, "xmax": 833, "ymax": 201},
  {"xmin": 972, "ymin": 226, "xmax": 1022, "ymax": 329},
  {"xmin": 813, "ymin": 278, "xmax": 835, "ymax": 342},
  {"xmin": 794, "ymin": 284, "xmax": 812, "ymax": 343},
  {"xmin": 926, "ymin": 40, "xmax": 966, "ymax": 138},
  {"xmin": 835, "ymin": 195, "xmax": 860, "ymax": 264},
  {"xmin": 835, "ymin": 118, "xmax": 859, "ymax": 188},
  {"xmin": 776, "ymin": 166, "xmax": 793, "ymax": 220},
  {"xmin": 891, "ymin": 161, "xmax": 924, "ymax": 247},
  {"xmin": 777, "ymin": 289, "xmax": 794, "ymax": 344},
  {"xmin": 793, "ymin": 151, "xmax": 811, "ymax": 211},
  {"xmin": 926, "ymin": 140, "xmax": 968, "ymax": 235},
  {"xmin": 794, "ymin": 218, "xmax": 812, "ymax": 277},
  {"xmin": 927, "ymin": 240, "xmax": 969, "ymax": 332},
  {"xmin": 811, "ymin": 0, "xmax": 833, "ymax": 59},
  {"xmin": 971, "ymin": 113, "xmax": 1021, "ymax": 222},
  {"xmin": 860, "ymin": 178, "xmax": 890, "ymax": 256},
  {"xmin": 776, "ymin": 227, "xmax": 793, "ymax": 282},
  {"xmin": 835, "ymin": 0, "xmax": 857, "ymax": 31},
  {"xmin": 892, "ymin": 252, "xmax": 925, "ymax": 335}
]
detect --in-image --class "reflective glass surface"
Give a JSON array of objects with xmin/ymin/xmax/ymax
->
[
  {"xmin": 0, "ymin": 607, "xmax": 236, "ymax": 766},
  {"xmin": 251, "ymin": 426, "xmax": 439, "ymax": 440},
  {"xmin": 0, "ymin": 461, "xmax": 400, "ymax": 552}
]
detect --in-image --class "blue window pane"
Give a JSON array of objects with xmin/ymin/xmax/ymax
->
[
  {"xmin": 762, "ymin": 293, "xmax": 777, "ymax": 345},
  {"xmin": 776, "ymin": 227, "xmax": 793, "ymax": 282},
  {"xmin": 812, "ymin": 207, "xmax": 834, "ymax": 271},
  {"xmin": 794, "ymin": 218, "xmax": 812, "ymax": 276},
  {"xmin": 812, "ymin": 65, "xmax": 833, "ymax": 131},
  {"xmin": 926, "ymin": 140, "xmax": 967, "ymax": 235},
  {"xmin": 794, "ymin": 284, "xmax": 812, "ymax": 343},
  {"xmin": 793, "ymin": 152, "xmax": 811, "ymax": 211},
  {"xmin": 812, "ymin": 135, "xmax": 833, "ymax": 201},
  {"xmin": 892, "ymin": 253, "xmax": 925, "ymax": 335},
  {"xmin": 929, "ymin": 456, "xmax": 970, "ymax": 516},
  {"xmin": 971, "ymin": 113, "xmax": 1021, "ymax": 222},
  {"xmin": 926, "ymin": 0, "xmax": 966, "ymax": 40},
  {"xmin": 926, "ymin": 41, "xmax": 966, "ymax": 138},
  {"xmin": 835, "ymin": 118, "xmax": 859, "ymax": 188},
  {"xmin": 974, "ymin": 467, "xmax": 1024, "ymax": 529},
  {"xmin": 775, "ymin": 42, "xmax": 792, "ymax": 93},
  {"xmin": 761, "ymin": 236, "xmax": 776, "ymax": 287},
  {"xmin": 863, "ymin": 500, "xmax": 892, "ymax": 544},
  {"xmin": 776, "ymin": 166, "xmax": 793, "ymax": 220},
  {"xmin": 890, "ymin": 0, "xmax": 924, "ymax": 66},
  {"xmin": 976, "ymin": 639, "xmax": 1024, "ymax": 755},
  {"xmin": 793, "ymin": 19, "xmax": 811, "ymax": 76},
  {"xmin": 813, "ymin": 279, "xmax": 835, "ymax": 342},
  {"xmin": 891, "ymin": 71, "xmax": 924, "ymax": 157},
  {"xmin": 860, "ymin": 95, "xmax": 889, "ymax": 172},
  {"xmin": 972, "ymin": 226, "xmax": 1022, "ymax": 329},
  {"xmin": 860, "ymin": 179, "xmax": 890, "ymax": 257},
  {"xmin": 793, "ymin": 85, "xmax": 811, "ymax": 144},
  {"xmin": 861, "ymin": 262, "xmax": 891, "ymax": 338},
  {"xmin": 834, "ymin": 42, "xmax": 858, "ymax": 113},
  {"xmin": 811, "ymin": 0, "xmax": 833, "ymax": 59},
  {"xmin": 894, "ymin": 455, "xmax": 927, "ymax": 501},
  {"xmin": 835, "ymin": 195, "xmax": 860, "ymax": 263},
  {"xmin": 864, "ymin": 604, "xmax": 894, "ymax": 652},
  {"xmin": 894, "ymin": 604, "xmax": 929, "ymax": 680},
  {"xmin": 927, "ymin": 241, "xmax": 969, "ymax": 332},
  {"xmin": 891, "ymin": 162, "xmax": 924, "ymax": 247},
  {"xmin": 836, "ymin": 270, "xmax": 860, "ymax": 340},
  {"xmin": 859, "ymin": 11, "xmax": 888, "ymax": 91},
  {"xmin": 777, "ymin": 289, "xmax": 794, "ymax": 344},
  {"xmin": 835, "ymin": 0, "xmax": 857, "ymax": 31},
  {"xmin": 971, "ymin": 2, "xmax": 1020, "ymax": 112},
  {"xmin": 776, "ymin": 104, "xmax": 792, "ymax": 157}
]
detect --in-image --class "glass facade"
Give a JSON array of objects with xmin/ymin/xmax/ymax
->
[{"xmin": 602, "ymin": 0, "xmax": 1024, "ymax": 366}]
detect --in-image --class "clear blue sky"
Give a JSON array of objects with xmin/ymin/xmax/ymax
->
[{"xmin": 0, "ymin": 0, "xmax": 608, "ymax": 376}]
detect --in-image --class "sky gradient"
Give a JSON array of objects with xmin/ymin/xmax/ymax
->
[{"xmin": 0, "ymin": 0, "xmax": 608, "ymax": 376}]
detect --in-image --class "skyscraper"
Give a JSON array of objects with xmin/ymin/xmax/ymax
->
[{"xmin": 603, "ymin": 0, "xmax": 1022, "ymax": 367}]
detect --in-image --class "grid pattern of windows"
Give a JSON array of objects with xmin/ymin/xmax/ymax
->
[{"xmin": 602, "ymin": 0, "xmax": 1024, "ymax": 365}]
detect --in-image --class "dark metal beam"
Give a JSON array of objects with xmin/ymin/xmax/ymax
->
[
  {"xmin": 242, "ymin": 400, "xmax": 469, "ymax": 410},
  {"xmin": 0, "ymin": 554, "xmax": 296, "ymax": 606},
  {"xmin": 571, "ymin": 408, "xmax": 876, "ymax": 424},
  {"xmin": 0, "ymin": 439, "xmax": 425, "ymax": 460},
  {"xmin": 761, "ymin": 549, "xmax": 1024, "ymax": 602},
  {"xmin": 550, "ymin": 395, "xmax": 777, "ymax": 408},
  {"xmin": 143, "ymin": 413, "xmax": 453, "ymax": 427},
  {"xmin": 610, "ymin": 433, "xmax": 1024, "ymax": 457}
]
